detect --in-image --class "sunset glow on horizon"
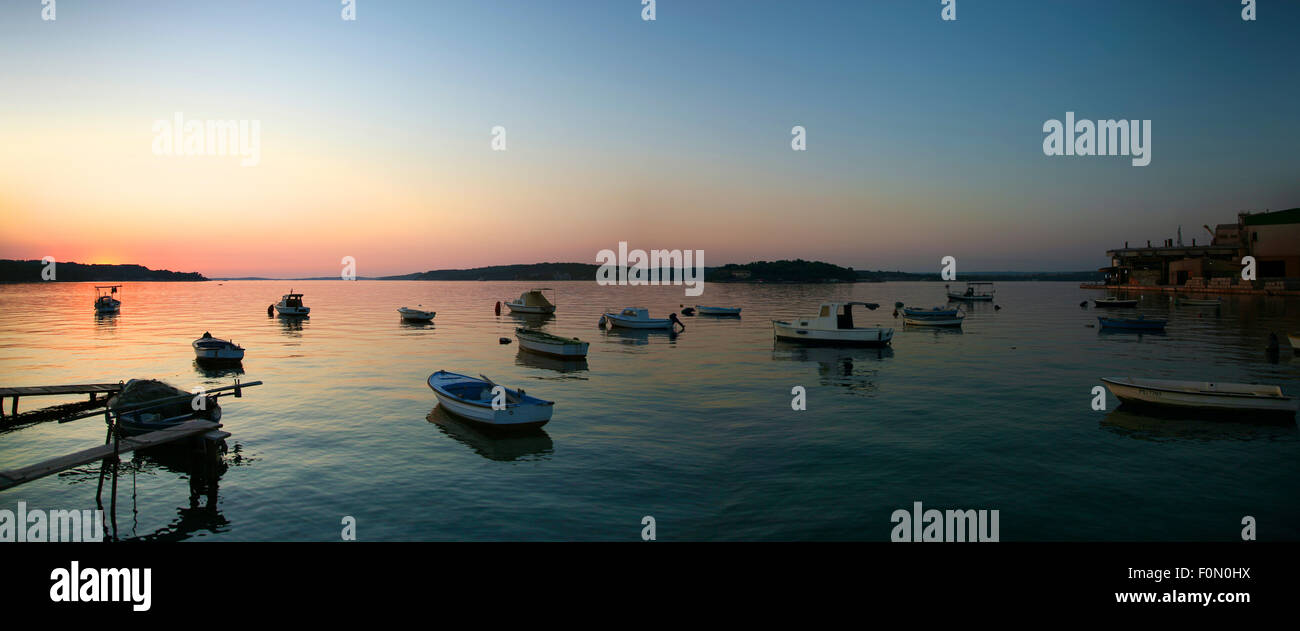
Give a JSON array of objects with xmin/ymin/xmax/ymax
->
[{"xmin": 3, "ymin": 1, "xmax": 1297, "ymax": 278}]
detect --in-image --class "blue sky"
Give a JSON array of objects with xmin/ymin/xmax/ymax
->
[{"xmin": 1, "ymin": 0, "xmax": 1296, "ymax": 274}]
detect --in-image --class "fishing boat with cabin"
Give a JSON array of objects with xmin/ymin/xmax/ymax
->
[
  {"xmin": 601, "ymin": 308, "xmax": 684, "ymax": 330},
  {"xmin": 504, "ymin": 289, "xmax": 557, "ymax": 315},
  {"xmin": 94, "ymin": 285, "xmax": 122, "ymax": 313},
  {"xmin": 272, "ymin": 291, "xmax": 310, "ymax": 316},
  {"xmin": 772, "ymin": 302, "xmax": 893, "ymax": 346},
  {"xmin": 947, "ymin": 281, "xmax": 994, "ymax": 302}
]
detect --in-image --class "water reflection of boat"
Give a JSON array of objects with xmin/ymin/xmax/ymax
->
[
  {"xmin": 515, "ymin": 349, "xmax": 589, "ymax": 374},
  {"xmin": 1101, "ymin": 408, "xmax": 1299, "ymax": 440},
  {"xmin": 771, "ymin": 342, "xmax": 892, "ymax": 396},
  {"xmin": 278, "ymin": 315, "xmax": 307, "ymax": 333},
  {"xmin": 426, "ymin": 406, "xmax": 553, "ymax": 462},
  {"xmin": 193, "ymin": 360, "xmax": 245, "ymax": 379}
]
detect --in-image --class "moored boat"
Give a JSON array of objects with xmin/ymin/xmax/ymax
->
[
  {"xmin": 601, "ymin": 308, "xmax": 684, "ymax": 330},
  {"xmin": 273, "ymin": 291, "xmax": 310, "ymax": 316},
  {"xmin": 193, "ymin": 332, "xmax": 245, "ymax": 363},
  {"xmin": 1100, "ymin": 377, "xmax": 1296, "ymax": 419},
  {"xmin": 1094, "ymin": 297, "xmax": 1138, "ymax": 308},
  {"xmin": 398, "ymin": 306, "xmax": 436, "ymax": 321},
  {"xmin": 1176, "ymin": 297, "xmax": 1222, "ymax": 307},
  {"xmin": 695, "ymin": 305, "xmax": 742, "ymax": 316},
  {"xmin": 110, "ymin": 379, "xmax": 222, "ymax": 435},
  {"xmin": 902, "ymin": 305, "xmax": 961, "ymax": 318},
  {"xmin": 904, "ymin": 312, "xmax": 965, "ymax": 327},
  {"xmin": 515, "ymin": 327, "xmax": 589, "ymax": 358},
  {"xmin": 505, "ymin": 289, "xmax": 557, "ymax": 315},
  {"xmin": 94, "ymin": 285, "xmax": 122, "ymax": 313},
  {"xmin": 426, "ymin": 370, "xmax": 554, "ymax": 430},
  {"xmin": 947, "ymin": 282, "xmax": 994, "ymax": 302},
  {"xmin": 1098, "ymin": 316, "xmax": 1166, "ymax": 331},
  {"xmin": 772, "ymin": 302, "xmax": 893, "ymax": 346}
]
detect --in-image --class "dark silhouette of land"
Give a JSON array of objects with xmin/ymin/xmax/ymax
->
[{"xmin": 0, "ymin": 259, "xmax": 207, "ymax": 282}]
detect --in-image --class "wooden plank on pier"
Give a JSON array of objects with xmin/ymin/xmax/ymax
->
[
  {"xmin": 0, "ymin": 383, "xmax": 122, "ymax": 398},
  {"xmin": 0, "ymin": 420, "xmax": 219, "ymax": 491}
]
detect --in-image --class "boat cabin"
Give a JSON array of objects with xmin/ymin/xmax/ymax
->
[
  {"xmin": 513, "ymin": 289, "xmax": 555, "ymax": 308},
  {"xmin": 281, "ymin": 293, "xmax": 305, "ymax": 308},
  {"xmin": 796, "ymin": 302, "xmax": 880, "ymax": 330}
]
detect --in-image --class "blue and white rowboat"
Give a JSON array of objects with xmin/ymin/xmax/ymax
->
[{"xmin": 427, "ymin": 370, "xmax": 553, "ymax": 429}]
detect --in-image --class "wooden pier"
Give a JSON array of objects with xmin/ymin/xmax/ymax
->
[
  {"xmin": 0, "ymin": 419, "xmax": 223, "ymax": 491},
  {"xmin": 0, "ymin": 383, "xmax": 122, "ymax": 419}
]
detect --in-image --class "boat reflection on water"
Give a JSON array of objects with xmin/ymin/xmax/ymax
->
[
  {"xmin": 1100, "ymin": 408, "xmax": 1298, "ymax": 441},
  {"xmin": 193, "ymin": 359, "xmax": 245, "ymax": 379},
  {"xmin": 277, "ymin": 314, "xmax": 308, "ymax": 335},
  {"xmin": 399, "ymin": 318, "xmax": 435, "ymax": 330},
  {"xmin": 1097, "ymin": 328, "xmax": 1167, "ymax": 340},
  {"xmin": 507, "ymin": 312, "xmax": 555, "ymax": 328},
  {"xmin": 771, "ymin": 341, "xmax": 892, "ymax": 396},
  {"xmin": 515, "ymin": 349, "xmax": 589, "ymax": 375},
  {"xmin": 425, "ymin": 406, "xmax": 553, "ymax": 462},
  {"xmin": 602, "ymin": 326, "xmax": 679, "ymax": 347}
]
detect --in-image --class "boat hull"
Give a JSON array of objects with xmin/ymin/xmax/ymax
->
[
  {"xmin": 1101, "ymin": 377, "xmax": 1296, "ymax": 418},
  {"xmin": 194, "ymin": 348, "xmax": 244, "ymax": 362},
  {"xmin": 604, "ymin": 313, "xmax": 673, "ymax": 329},
  {"xmin": 695, "ymin": 306, "xmax": 741, "ymax": 316},
  {"xmin": 275, "ymin": 305, "xmax": 310, "ymax": 316},
  {"xmin": 772, "ymin": 321, "xmax": 893, "ymax": 346},
  {"xmin": 505, "ymin": 303, "xmax": 556, "ymax": 315},
  {"xmin": 516, "ymin": 335, "xmax": 589, "ymax": 358},
  {"xmin": 1098, "ymin": 317, "xmax": 1166, "ymax": 330},
  {"xmin": 904, "ymin": 317, "xmax": 963, "ymax": 327},
  {"xmin": 398, "ymin": 308, "xmax": 435, "ymax": 321},
  {"xmin": 1177, "ymin": 298, "xmax": 1222, "ymax": 306},
  {"xmin": 947, "ymin": 293, "xmax": 993, "ymax": 302}
]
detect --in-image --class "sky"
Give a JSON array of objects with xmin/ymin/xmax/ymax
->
[{"xmin": 1, "ymin": 0, "xmax": 1297, "ymax": 277}]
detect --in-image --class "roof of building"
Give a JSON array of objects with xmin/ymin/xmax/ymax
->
[{"xmin": 1242, "ymin": 208, "xmax": 1300, "ymax": 226}]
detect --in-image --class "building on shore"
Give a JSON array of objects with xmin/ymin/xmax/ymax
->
[{"xmin": 1099, "ymin": 207, "xmax": 1299, "ymax": 293}]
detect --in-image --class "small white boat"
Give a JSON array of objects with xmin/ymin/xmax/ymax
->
[
  {"xmin": 772, "ymin": 302, "xmax": 893, "ymax": 346},
  {"xmin": 695, "ymin": 305, "xmax": 742, "ymax": 316},
  {"xmin": 516, "ymin": 328, "xmax": 589, "ymax": 358},
  {"xmin": 904, "ymin": 312, "xmax": 965, "ymax": 327},
  {"xmin": 902, "ymin": 305, "xmax": 960, "ymax": 318},
  {"xmin": 273, "ymin": 291, "xmax": 310, "ymax": 316},
  {"xmin": 427, "ymin": 370, "xmax": 554, "ymax": 430},
  {"xmin": 398, "ymin": 306, "xmax": 436, "ymax": 321},
  {"xmin": 1177, "ymin": 297, "xmax": 1222, "ymax": 306},
  {"xmin": 1094, "ymin": 297, "xmax": 1138, "ymax": 308},
  {"xmin": 1101, "ymin": 377, "xmax": 1297, "ymax": 418},
  {"xmin": 193, "ymin": 332, "xmax": 245, "ymax": 362},
  {"xmin": 505, "ymin": 289, "xmax": 557, "ymax": 315},
  {"xmin": 947, "ymin": 282, "xmax": 994, "ymax": 302},
  {"xmin": 601, "ymin": 308, "xmax": 683, "ymax": 330},
  {"xmin": 94, "ymin": 285, "xmax": 121, "ymax": 313}
]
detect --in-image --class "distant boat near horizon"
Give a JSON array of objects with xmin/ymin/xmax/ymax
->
[
  {"xmin": 947, "ymin": 282, "xmax": 994, "ymax": 302},
  {"xmin": 772, "ymin": 302, "xmax": 893, "ymax": 346}
]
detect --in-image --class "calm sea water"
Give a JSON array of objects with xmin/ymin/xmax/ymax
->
[{"xmin": 1, "ymin": 281, "xmax": 1297, "ymax": 541}]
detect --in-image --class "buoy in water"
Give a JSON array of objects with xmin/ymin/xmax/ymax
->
[
  {"xmin": 499, "ymin": 337, "xmax": 511, "ymax": 345},
  {"xmin": 267, "ymin": 304, "xmax": 274, "ymax": 317}
]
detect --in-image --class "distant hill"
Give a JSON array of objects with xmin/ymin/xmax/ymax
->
[
  {"xmin": 0, "ymin": 259, "xmax": 207, "ymax": 282},
  {"xmin": 707, "ymin": 260, "xmax": 858, "ymax": 283},
  {"xmin": 855, "ymin": 270, "xmax": 1104, "ymax": 282},
  {"xmin": 381, "ymin": 263, "xmax": 599, "ymax": 281}
]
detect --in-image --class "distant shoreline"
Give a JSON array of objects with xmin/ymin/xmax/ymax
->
[{"xmin": 1, "ymin": 259, "xmax": 1103, "ymax": 284}]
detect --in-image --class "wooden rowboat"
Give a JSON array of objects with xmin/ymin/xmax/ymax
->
[{"xmin": 1101, "ymin": 377, "xmax": 1296, "ymax": 418}]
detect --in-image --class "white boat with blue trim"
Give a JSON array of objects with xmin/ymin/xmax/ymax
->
[
  {"xmin": 427, "ymin": 370, "xmax": 554, "ymax": 429},
  {"xmin": 601, "ymin": 308, "xmax": 684, "ymax": 330}
]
